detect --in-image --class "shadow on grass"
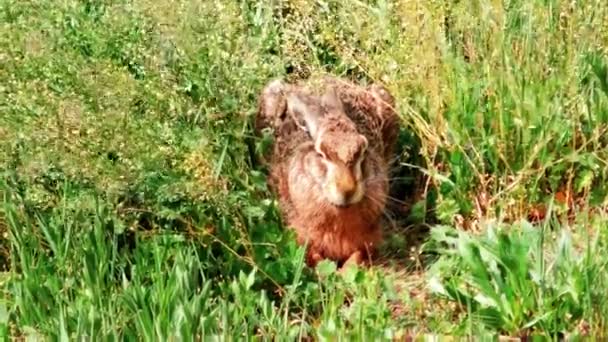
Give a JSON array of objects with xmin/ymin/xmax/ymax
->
[{"xmin": 375, "ymin": 126, "xmax": 437, "ymax": 272}]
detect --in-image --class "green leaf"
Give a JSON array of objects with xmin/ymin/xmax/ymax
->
[
  {"xmin": 341, "ymin": 263, "xmax": 363, "ymax": 284},
  {"xmin": 575, "ymin": 169, "xmax": 595, "ymax": 192},
  {"xmin": 315, "ymin": 260, "xmax": 337, "ymax": 277},
  {"xmin": 436, "ymin": 197, "xmax": 460, "ymax": 224},
  {"xmin": 428, "ymin": 276, "xmax": 449, "ymax": 297},
  {"xmin": 407, "ymin": 199, "xmax": 427, "ymax": 223},
  {"xmin": 246, "ymin": 269, "xmax": 256, "ymax": 290}
]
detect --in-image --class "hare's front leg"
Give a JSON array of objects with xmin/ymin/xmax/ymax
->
[
  {"xmin": 340, "ymin": 242, "xmax": 377, "ymax": 272},
  {"xmin": 305, "ymin": 248, "xmax": 324, "ymax": 268},
  {"xmin": 340, "ymin": 250, "xmax": 364, "ymax": 270}
]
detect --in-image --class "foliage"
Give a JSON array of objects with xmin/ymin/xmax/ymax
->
[
  {"xmin": 1, "ymin": 0, "xmax": 608, "ymax": 338},
  {"xmin": 427, "ymin": 219, "xmax": 607, "ymax": 336}
]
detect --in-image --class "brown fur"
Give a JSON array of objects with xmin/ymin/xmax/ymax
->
[
  {"xmin": 256, "ymin": 77, "xmax": 399, "ymax": 268},
  {"xmin": 288, "ymin": 147, "xmax": 387, "ymax": 266}
]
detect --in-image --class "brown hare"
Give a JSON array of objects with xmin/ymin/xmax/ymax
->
[{"xmin": 255, "ymin": 76, "xmax": 399, "ymax": 269}]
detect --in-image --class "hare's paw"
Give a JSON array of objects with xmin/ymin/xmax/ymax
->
[
  {"xmin": 342, "ymin": 250, "xmax": 364, "ymax": 268},
  {"xmin": 305, "ymin": 249, "xmax": 324, "ymax": 268}
]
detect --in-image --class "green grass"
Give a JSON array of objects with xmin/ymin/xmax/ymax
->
[{"xmin": 2, "ymin": 0, "xmax": 608, "ymax": 339}]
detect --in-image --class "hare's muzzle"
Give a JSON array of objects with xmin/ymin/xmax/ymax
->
[
  {"xmin": 327, "ymin": 164, "xmax": 363, "ymax": 207},
  {"xmin": 336, "ymin": 171, "xmax": 356, "ymax": 199}
]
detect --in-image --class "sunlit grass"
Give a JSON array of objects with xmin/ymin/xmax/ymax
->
[{"xmin": 1, "ymin": 0, "xmax": 608, "ymax": 339}]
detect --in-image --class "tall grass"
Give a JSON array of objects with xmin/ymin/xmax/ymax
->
[{"xmin": 1, "ymin": 0, "xmax": 608, "ymax": 338}]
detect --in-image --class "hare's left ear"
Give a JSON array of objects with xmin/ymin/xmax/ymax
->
[
  {"xmin": 286, "ymin": 92, "xmax": 323, "ymax": 139},
  {"xmin": 257, "ymin": 79, "xmax": 289, "ymax": 131},
  {"xmin": 321, "ymin": 87, "xmax": 344, "ymax": 113}
]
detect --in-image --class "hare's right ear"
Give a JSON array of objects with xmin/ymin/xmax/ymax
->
[{"xmin": 286, "ymin": 93, "xmax": 323, "ymax": 139}]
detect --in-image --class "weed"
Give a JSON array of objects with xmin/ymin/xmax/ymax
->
[{"xmin": 1, "ymin": 0, "xmax": 608, "ymax": 339}]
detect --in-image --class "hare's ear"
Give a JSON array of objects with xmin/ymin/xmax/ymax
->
[
  {"xmin": 286, "ymin": 93, "xmax": 323, "ymax": 138},
  {"xmin": 257, "ymin": 79, "xmax": 288, "ymax": 130},
  {"xmin": 321, "ymin": 87, "xmax": 344, "ymax": 113}
]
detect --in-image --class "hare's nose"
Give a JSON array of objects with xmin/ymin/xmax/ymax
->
[
  {"xmin": 336, "ymin": 172, "xmax": 356, "ymax": 200},
  {"xmin": 342, "ymin": 186, "xmax": 356, "ymax": 201}
]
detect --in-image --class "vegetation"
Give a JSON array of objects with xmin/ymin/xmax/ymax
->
[{"xmin": 1, "ymin": 0, "xmax": 608, "ymax": 339}]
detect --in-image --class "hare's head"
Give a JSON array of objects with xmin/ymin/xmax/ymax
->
[{"xmin": 286, "ymin": 88, "xmax": 370, "ymax": 207}]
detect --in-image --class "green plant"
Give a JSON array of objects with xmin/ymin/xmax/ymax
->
[
  {"xmin": 1, "ymin": 0, "xmax": 608, "ymax": 339},
  {"xmin": 426, "ymin": 216, "xmax": 607, "ymax": 336}
]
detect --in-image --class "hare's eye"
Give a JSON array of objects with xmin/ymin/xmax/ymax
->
[{"xmin": 315, "ymin": 145, "xmax": 328, "ymax": 159}]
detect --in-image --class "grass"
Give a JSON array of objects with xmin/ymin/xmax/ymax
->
[{"xmin": 1, "ymin": 0, "xmax": 608, "ymax": 339}]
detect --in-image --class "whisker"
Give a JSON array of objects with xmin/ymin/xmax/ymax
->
[
  {"xmin": 374, "ymin": 176, "xmax": 414, "ymax": 182},
  {"xmin": 386, "ymin": 196, "xmax": 409, "ymax": 206},
  {"xmin": 364, "ymin": 193, "xmax": 386, "ymax": 208},
  {"xmin": 365, "ymin": 192, "xmax": 407, "ymax": 208},
  {"xmin": 363, "ymin": 176, "xmax": 388, "ymax": 184},
  {"xmin": 363, "ymin": 193, "xmax": 400, "ymax": 231},
  {"xmin": 382, "ymin": 211, "xmax": 398, "ymax": 231},
  {"xmin": 362, "ymin": 177, "xmax": 410, "ymax": 206},
  {"xmin": 386, "ymin": 154, "xmax": 405, "ymax": 165}
]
